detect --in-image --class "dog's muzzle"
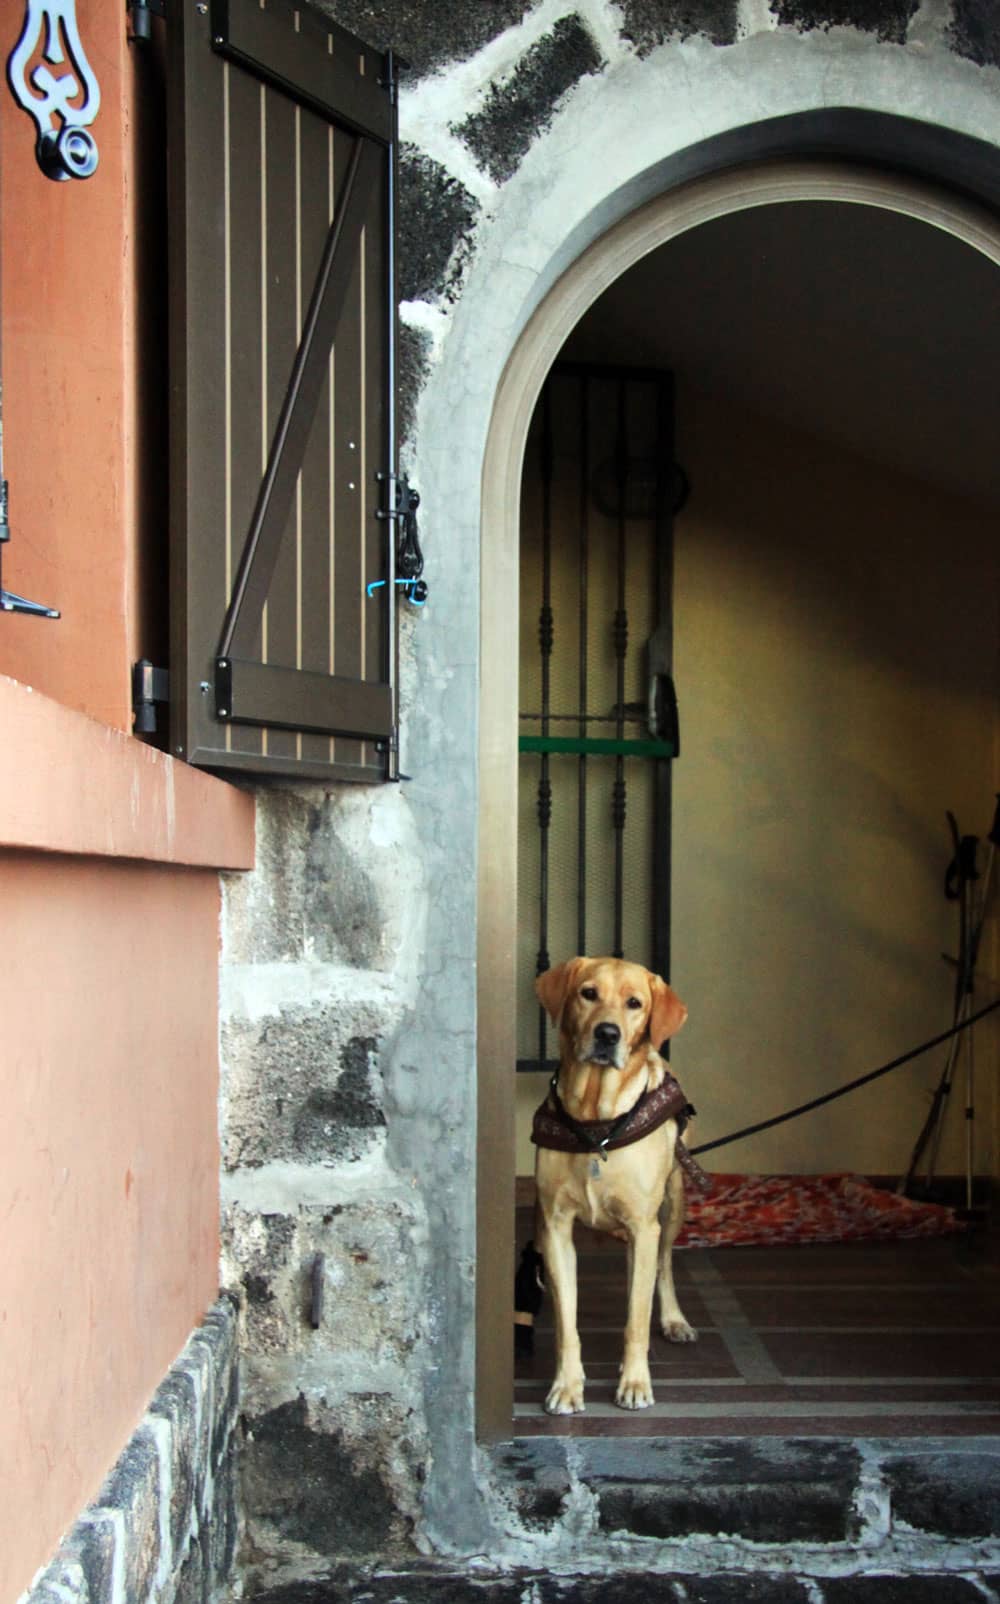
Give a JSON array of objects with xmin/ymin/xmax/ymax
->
[{"xmin": 580, "ymin": 1020, "xmax": 624, "ymax": 1068}]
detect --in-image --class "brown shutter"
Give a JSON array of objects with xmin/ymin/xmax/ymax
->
[{"xmin": 168, "ymin": 0, "xmax": 398, "ymax": 780}]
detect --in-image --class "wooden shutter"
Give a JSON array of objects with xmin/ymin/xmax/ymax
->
[{"xmin": 168, "ymin": 0, "xmax": 398, "ymax": 781}]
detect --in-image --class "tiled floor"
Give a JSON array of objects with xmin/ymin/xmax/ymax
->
[{"xmin": 514, "ymin": 1192, "xmax": 1000, "ymax": 1436}]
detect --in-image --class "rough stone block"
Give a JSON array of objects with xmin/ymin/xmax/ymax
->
[
  {"xmin": 949, "ymin": 0, "xmax": 1000, "ymax": 66},
  {"xmin": 70, "ymin": 1514, "xmax": 118, "ymax": 1604},
  {"xmin": 493, "ymin": 1439, "xmax": 572, "ymax": 1528},
  {"xmin": 884, "ymin": 1450, "xmax": 1000, "ymax": 1537},
  {"xmin": 215, "ymin": 1570, "xmax": 814, "ymax": 1604},
  {"xmin": 223, "ymin": 788, "xmax": 314, "ymax": 964},
  {"xmin": 251, "ymin": 1574, "xmax": 535, "ymax": 1604},
  {"xmin": 20, "ymin": 1558, "xmax": 88, "ymax": 1604},
  {"xmin": 310, "ymin": 1, "xmax": 532, "ymax": 79},
  {"xmin": 148, "ymin": 1370, "xmax": 198, "ymax": 1559},
  {"xmin": 618, "ymin": 0, "xmax": 738, "ymax": 52},
  {"xmin": 172, "ymin": 1534, "xmax": 211, "ymax": 1604},
  {"xmin": 598, "ymin": 1480, "xmax": 848, "ymax": 1543},
  {"xmin": 398, "ymin": 323, "xmax": 432, "ymax": 449},
  {"xmin": 398, "ymin": 149, "xmax": 478, "ymax": 303},
  {"xmin": 538, "ymin": 1575, "xmax": 683, "ymax": 1603},
  {"xmin": 455, "ymin": 16, "xmax": 603, "ymax": 184},
  {"xmin": 660, "ymin": 1581, "xmax": 809, "ymax": 1604},
  {"xmin": 241, "ymin": 1394, "xmax": 414, "ymax": 1559},
  {"xmin": 223, "ymin": 1011, "xmax": 386, "ymax": 1171},
  {"xmin": 772, "ymin": 0, "xmax": 917, "ymax": 42},
  {"xmin": 97, "ymin": 1430, "xmax": 161, "ymax": 1604},
  {"xmin": 580, "ymin": 1439, "xmax": 860, "ymax": 1543},
  {"xmin": 821, "ymin": 1576, "xmax": 988, "ymax": 1603},
  {"xmin": 174, "ymin": 1336, "xmax": 215, "ymax": 1516},
  {"xmin": 224, "ymin": 1198, "xmax": 423, "ymax": 1367},
  {"xmin": 224, "ymin": 788, "xmax": 414, "ymax": 970},
  {"xmin": 209, "ymin": 1438, "xmax": 242, "ymax": 1586}
]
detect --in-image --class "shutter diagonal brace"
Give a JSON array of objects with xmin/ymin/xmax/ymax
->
[{"xmin": 217, "ymin": 133, "xmax": 377, "ymax": 664}]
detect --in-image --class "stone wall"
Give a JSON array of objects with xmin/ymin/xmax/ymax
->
[
  {"xmin": 20, "ymin": 1301, "xmax": 239, "ymax": 1604},
  {"xmin": 217, "ymin": 0, "xmax": 1000, "ymax": 1587}
]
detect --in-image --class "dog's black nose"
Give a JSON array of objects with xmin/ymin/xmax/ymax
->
[{"xmin": 594, "ymin": 1021, "xmax": 621, "ymax": 1045}]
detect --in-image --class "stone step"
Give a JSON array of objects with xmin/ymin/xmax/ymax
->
[
  {"xmin": 247, "ymin": 1568, "xmax": 1000, "ymax": 1604},
  {"xmin": 492, "ymin": 1436, "xmax": 1000, "ymax": 1547}
]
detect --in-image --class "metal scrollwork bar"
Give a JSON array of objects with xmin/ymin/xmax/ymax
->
[
  {"xmin": 612, "ymin": 380, "xmax": 629, "ymax": 958},
  {"xmin": 577, "ymin": 374, "xmax": 589, "ymax": 956},
  {"xmin": 7, "ymin": 1, "xmax": 101, "ymax": 181},
  {"xmin": 536, "ymin": 385, "xmax": 554, "ymax": 1064}
]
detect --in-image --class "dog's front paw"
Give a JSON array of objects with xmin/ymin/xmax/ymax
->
[
  {"xmin": 615, "ymin": 1368, "xmax": 654, "ymax": 1410},
  {"xmin": 545, "ymin": 1374, "xmax": 585, "ymax": 1415},
  {"xmin": 663, "ymin": 1317, "xmax": 698, "ymax": 1344}
]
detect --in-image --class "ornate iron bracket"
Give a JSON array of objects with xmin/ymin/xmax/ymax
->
[{"xmin": 7, "ymin": 1, "xmax": 101, "ymax": 181}]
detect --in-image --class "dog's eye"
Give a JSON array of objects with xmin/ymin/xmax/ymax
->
[
  {"xmin": 580, "ymin": 985, "xmax": 599, "ymax": 1001},
  {"xmin": 626, "ymin": 996, "xmax": 643, "ymax": 1010}
]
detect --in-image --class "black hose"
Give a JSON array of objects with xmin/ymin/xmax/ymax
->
[{"xmin": 690, "ymin": 995, "xmax": 1000, "ymax": 1157}]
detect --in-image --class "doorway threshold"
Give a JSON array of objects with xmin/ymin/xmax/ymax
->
[{"xmin": 514, "ymin": 1197, "xmax": 1000, "ymax": 1438}]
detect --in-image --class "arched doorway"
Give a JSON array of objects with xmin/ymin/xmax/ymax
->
[{"xmin": 478, "ymin": 160, "xmax": 1000, "ymax": 1437}]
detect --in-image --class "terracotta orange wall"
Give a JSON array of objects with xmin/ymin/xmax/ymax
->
[
  {"xmin": 0, "ymin": 0, "xmax": 139, "ymax": 726},
  {"xmin": 0, "ymin": 8, "xmax": 255, "ymax": 1598},
  {"xmin": 0, "ymin": 851, "xmax": 223, "ymax": 1603}
]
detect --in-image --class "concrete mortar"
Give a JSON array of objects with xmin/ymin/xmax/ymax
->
[{"xmin": 220, "ymin": 0, "xmax": 1000, "ymax": 1585}]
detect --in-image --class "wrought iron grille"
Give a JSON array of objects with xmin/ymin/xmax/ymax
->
[{"xmin": 516, "ymin": 363, "xmax": 679, "ymax": 1072}]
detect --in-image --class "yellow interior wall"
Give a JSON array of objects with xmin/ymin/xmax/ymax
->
[{"xmin": 516, "ymin": 385, "xmax": 999, "ymax": 1178}]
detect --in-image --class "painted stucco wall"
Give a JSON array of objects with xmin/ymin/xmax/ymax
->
[
  {"xmin": 670, "ymin": 390, "xmax": 999, "ymax": 1180},
  {"xmin": 0, "ymin": 7, "xmax": 253, "ymax": 1600},
  {"xmin": 0, "ymin": 852, "xmax": 223, "ymax": 1602},
  {"xmin": 220, "ymin": 0, "xmax": 1000, "ymax": 1580},
  {"xmin": 0, "ymin": 0, "xmax": 140, "ymax": 728}
]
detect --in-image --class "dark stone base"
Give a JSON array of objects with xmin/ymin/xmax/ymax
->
[
  {"xmin": 23, "ymin": 1299, "xmax": 240, "ymax": 1604},
  {"xmin": 243, "ymin": 1567, "xmax": 996, "ymax": 1604}
]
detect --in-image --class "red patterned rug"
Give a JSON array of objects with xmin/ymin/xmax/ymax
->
[{"xmin": 676, "ymin": 1173, "xmax": 962, "ymax": 1249}]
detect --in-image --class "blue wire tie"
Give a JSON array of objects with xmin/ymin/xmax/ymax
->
[{"xmin": 366, "ymin": 578, "xmax": 426, "ymax": 606}]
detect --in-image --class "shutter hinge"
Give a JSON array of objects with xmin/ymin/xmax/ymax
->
[
  {"xmin": 127, "ymin": 0, "xmax": 166, "ymax": 43},
  {"xmin": 132, "ymin": 658, "xmax": 169, "ymax": 733},
  {"xmin": 379, "ymin": 49, "xmax": 405, "ymax": 105},
  {"xmin": 375, "ymin": 726, "xmax": 410, "ymax": 783},
  {"xmin": 0, "ymin": 481, "xmax": 60, "ymax": 618}
]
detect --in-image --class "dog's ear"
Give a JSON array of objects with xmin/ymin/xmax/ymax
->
[
  {"xmin": 649, "ymin": 974, "xmax": 687, "ymax": 1048},
  {"xmin": 535, "ymin": 958, "xmax": 584, "ymax": 1026}
]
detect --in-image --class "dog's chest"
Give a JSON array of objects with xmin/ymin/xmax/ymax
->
[
  {"xmin": 579, "ymin": 1176, "xmax": 620, "ymax": 1230},
  {"xmin": 574, "ymin": 1162, "xmax": 645, "ymax": 1231}
]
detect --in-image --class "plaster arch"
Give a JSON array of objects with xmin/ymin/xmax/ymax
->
[
  {"xmin": 425, "ymin": 119, "xmax": 1000, "ymax": 1446},
  {"xmin": 399, "ymin": 32, "xmax": 1000, "ymax": 1538}
]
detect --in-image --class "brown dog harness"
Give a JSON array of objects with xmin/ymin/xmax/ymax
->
[{"xmin": 531, "ymin": 1070, "xmax": 712, "ymax": 1192}]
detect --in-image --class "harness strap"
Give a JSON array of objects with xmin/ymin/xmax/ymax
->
[{"xmin": 531, "ymin": 1068, "xmax": 712, "ymax": 1193}]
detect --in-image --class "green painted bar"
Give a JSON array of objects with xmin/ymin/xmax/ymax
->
[{"xmin": 518, "ymin": 735, "xmax": 676, "ymax": 758}]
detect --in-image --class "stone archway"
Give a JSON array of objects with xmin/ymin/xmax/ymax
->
[{"xmin": 470, "ymin": 152, "xmax": 1000, "ymax": 1439}]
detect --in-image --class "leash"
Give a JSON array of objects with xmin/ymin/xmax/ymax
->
[{"xmin": 689, "ymin": 995, "xmax": 1000, "ymax": 1158}]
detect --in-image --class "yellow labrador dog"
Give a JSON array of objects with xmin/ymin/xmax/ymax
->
[{"xmin": 532, "ymin": 955, "xmax": 697, "ymax": 1414}]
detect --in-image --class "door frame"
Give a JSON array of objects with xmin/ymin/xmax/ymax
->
[{"xmin": 476, "ymin": 157, "xmax": 1000, "ymax": 1439}]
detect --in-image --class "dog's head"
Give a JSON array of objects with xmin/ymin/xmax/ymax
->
[{"xmin": 535, "ymin": 956, "xmax": 687, "ymax": 1070}]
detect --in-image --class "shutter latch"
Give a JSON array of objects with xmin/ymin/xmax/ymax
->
[{"xmin": 373, "ymin": 473, "xmax": 427, "ymax": 605}]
